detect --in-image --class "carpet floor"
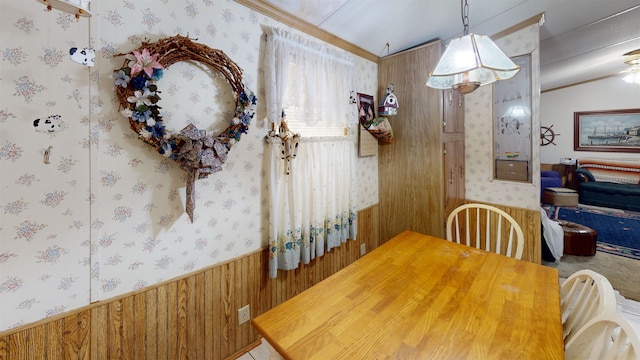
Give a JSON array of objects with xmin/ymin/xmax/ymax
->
[
  {"xmin": 542, "ymin": 204, "xmax": 640, "ymax": 302},
  {"xmin": 552, "ymin": 206, "xmax": 640, "ymax": 259},
  {"xmin": 543, "ymin": 252, "xmax": 640, "ymax": 302}
]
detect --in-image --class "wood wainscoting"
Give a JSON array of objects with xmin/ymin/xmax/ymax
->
[
  {"xmin": 464, "ymin": 202, "xmax": 542, "ymax": 264},
  {"xmin": 0, "ymin": 203, "xmax": 544, "ymax": 359},
  {"xmin": 0, "ymin": 205, "xmax": 379, "ymax": 360}
]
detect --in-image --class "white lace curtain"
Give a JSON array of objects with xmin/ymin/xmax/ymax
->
[
  {"xmin": 264, "ymin": 27, "xmax": 358, "ymax": 278},
  {"xmin": 266, "ymin": 138, "xmax": 358, "ymax": 278},
  {"xmin": 263, "ymin": 26, "xmax": 354, "ymax": 127}
]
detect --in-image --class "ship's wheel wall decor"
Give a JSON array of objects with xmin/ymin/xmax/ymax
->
[{"xmin": 540, "ymin": 125, "xmax": 559, "ymax": 146}]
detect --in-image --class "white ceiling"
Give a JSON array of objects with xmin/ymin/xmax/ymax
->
[{"xmin": 260, "ymin": 0, "xmax": 640, "ymax": 91}]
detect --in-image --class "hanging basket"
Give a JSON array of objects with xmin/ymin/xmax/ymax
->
[{"xmin": 362, "ymin": 116, "xmax": 394, "ymax": 144}]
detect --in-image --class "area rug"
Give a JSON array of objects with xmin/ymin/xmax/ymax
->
[
  {"xmin": 546, "ymin": 205, "xmax": 640, "ymax": 260},
  {"xmin": 544, "ymin": 252, "xmax": 640, "ymax": 302}
]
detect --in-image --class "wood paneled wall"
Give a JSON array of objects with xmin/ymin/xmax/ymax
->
[
  {"xmin": 377, "ymin": 41, "xmax": 445, "ymax": 243},
  {"xmin": 0, "ymin": 206, "xmax": 379, "ymax": 360},
  {"xmin": 540, "ymin": 163, "xmax": 554, "ymax": 171},
  {"xmin": 376, "ymin": 41, "xmax": 541, "ymax": 264}
]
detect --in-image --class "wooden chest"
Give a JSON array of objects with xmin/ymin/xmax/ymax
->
[
  {"xmin": 495, "ymin": 160, "xmax": 529, "ymax": 181},
  {"xmin": 559, "ymin": 220, "xmax": 597, "ymax": 256},
  {"xmin": 543, "ymin": 187, "xmax": 578, "ymax": 207}
]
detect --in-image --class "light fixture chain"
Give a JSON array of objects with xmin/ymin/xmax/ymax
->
[{"xmin": 461, "ymin": 0, "xmax": 470, "ymax": 35}]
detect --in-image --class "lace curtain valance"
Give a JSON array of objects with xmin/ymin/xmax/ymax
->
[{"xmin": 263, "ymin": 26, "xmax": 355, "ymax": 128}]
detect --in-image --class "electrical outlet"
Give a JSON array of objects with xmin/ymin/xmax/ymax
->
[
  {"xmin": 360, "ymin": 243, "xmax": 366, "ymax": 256},
  {"xmin": 238, "ymin": 305, "xmax": 250, "ymax": 325}
]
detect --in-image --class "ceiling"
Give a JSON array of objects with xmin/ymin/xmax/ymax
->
[{"xmin": 257, "ymin": 0, "xmax": 640, "ymax": 91}]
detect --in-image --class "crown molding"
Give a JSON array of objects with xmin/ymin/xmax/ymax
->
[{"xmin": 234, "ymin": 0, "xmax": 379, "ymax": 63}]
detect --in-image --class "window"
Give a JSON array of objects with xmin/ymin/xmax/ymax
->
[{"xmin": 263, "ymin": 26, "xmax": 358, "ymax": 278}]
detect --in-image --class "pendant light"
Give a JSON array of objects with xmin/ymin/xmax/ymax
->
[
  {"xmin": 426, "ymin": 0, "xmax": 519, "ymax": 94},
  {"xmin": 36, "ymin": 0, "xmax": 92, "ymax": 19},
  {"xmin": 621, "ymin": 49, "xmax": 640, "ymax": 85}
]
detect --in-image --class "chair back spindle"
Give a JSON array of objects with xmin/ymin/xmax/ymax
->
[
  {"xmin": 560, "ymin": 269, "xmax": 617, "ymax": 344},
  {"xmin": 446, "ymin": 203, "xmax": 524, "ymax": 259},
  {"xmin": 565, "ymin": 312, "xmax": 640, "ymax": 359}
]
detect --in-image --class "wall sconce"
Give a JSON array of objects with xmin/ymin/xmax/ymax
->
[
  {"xmin": 502, "ymin": 104, "xmax": 531, "ymax": 120},
  {"xmin": 36, "ymin": 0, "xmax": 91, "ymax": 19},
  {"xmin": 426, "ymin": 0, "xmax": 519, "ymax": 94}
]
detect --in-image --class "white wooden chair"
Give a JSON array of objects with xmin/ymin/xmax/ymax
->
[
  {"xmin": 561, "ymin": 269, "xmax": 617, "ymax": 344},
  {"xmin": 565, "ymin": 312, "xmax": 640, "ymax": 360},
  {"xmin": 445, "ymin": 203, "xmax": 524, "ymax": 259}
]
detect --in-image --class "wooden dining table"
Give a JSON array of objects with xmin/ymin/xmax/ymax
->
[{"xmin": 252, "ymin": 231, "xmax": 564, "ymax": 359}]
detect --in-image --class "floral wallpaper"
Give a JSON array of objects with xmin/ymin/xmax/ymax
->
[
  {"xmin": 0, "ymin": 0, "xmax": 378, "ymax": 332},
  {"xmin": 465, "ymin": 23, "xmax": 541, "ymax": 210}
]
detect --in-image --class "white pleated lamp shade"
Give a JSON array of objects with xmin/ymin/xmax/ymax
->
[{"xmin": 426, "ymin": 34, "xmax": 520, "ymax": 94}]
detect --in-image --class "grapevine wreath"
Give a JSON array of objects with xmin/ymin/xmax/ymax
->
[{"xmin": 114, "ymin": 35, "xmax": 257, "ymax": 222}]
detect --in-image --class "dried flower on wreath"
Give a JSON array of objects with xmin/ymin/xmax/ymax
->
[{"xmin": 113, "ymin": 35, "xmax": 257, "ymax": 223}]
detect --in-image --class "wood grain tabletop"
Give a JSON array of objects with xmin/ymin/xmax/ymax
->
[{"xmin": 252, "ymin": 231, "xmax": 564, "ymax": 359}]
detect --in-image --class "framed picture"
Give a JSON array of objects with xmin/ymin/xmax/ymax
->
[
  {"xmin": 574, "ymin": 108, "xmax": 640, "ymax": 153},
  {"xmin": 356, "ymin": 93, "xmax": 377, "ymax": 157},
  {"xmin": 357, "ymin": 93, "xmax": 375, "ymax": 128}
]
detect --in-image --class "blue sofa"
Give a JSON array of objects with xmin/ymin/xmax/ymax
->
[
  {"xmin": 575, "ymin": 158, "xmax": 640, "ymax": 212},
  {"xmin": 541, "ymin": 170, "xmax": 562, "ymax": 198}
]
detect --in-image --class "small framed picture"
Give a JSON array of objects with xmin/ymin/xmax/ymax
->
[{"xmin": 357, "ymin": 93, "xmax": 375, "ymax": 128}]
